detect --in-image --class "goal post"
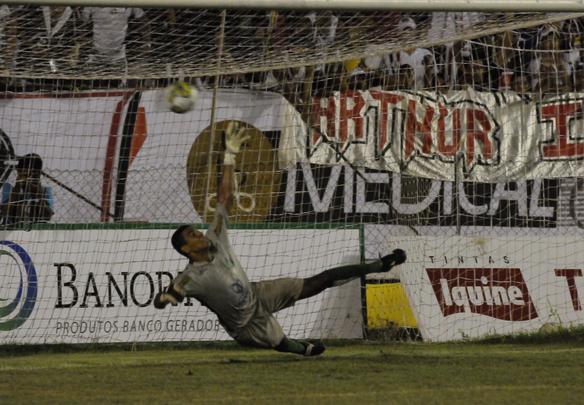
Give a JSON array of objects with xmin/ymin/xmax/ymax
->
[
  {"xmin": 3, "ymin": 0, "xmax": 584, "ymax": 11},
  {"xmin": 1, "ymin": 4, "xmax": 584, "ymax": 344}
]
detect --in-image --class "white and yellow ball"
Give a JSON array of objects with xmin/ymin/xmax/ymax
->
[{"xmin": 165, "ymin": 81, "xmax": 198, "ymax": 114}]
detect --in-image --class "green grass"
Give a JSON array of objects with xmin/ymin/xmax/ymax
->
[{"xmin": 1, "ymin": 340, "xmax": 584, "ymax": 404}]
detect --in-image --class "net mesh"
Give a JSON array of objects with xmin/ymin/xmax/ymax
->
[
  {"xmin": 0, "ymin": 8, "xmax": 581, "ymax": 79},
  {"xmin": 1, "ymin": 7, "xmax": 584, "ymax": 344}
]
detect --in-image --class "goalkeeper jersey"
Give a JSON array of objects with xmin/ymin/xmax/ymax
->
[{"xmin": 179, "ymin": 203, "xmax": 257, "ymax": 335}]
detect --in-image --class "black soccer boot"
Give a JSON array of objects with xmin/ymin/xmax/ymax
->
[
  {"xmin": 380, "ymin": 249, "xmax": 407, "ymax": 271},
  {"xmin": 304, "ymin": 340, "xmax": 326, "ymax": 357}
]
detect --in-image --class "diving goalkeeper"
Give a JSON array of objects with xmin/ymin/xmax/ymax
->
[{"xmin": 154, "ymin": 121, "xmax": 407, "ymax": 356}]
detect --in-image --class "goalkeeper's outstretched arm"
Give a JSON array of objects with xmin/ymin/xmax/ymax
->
[
  {"xmin": 217, "ymin": 157, "xmax": 234, "ymax": 212},
  {"xmin": 213, "ymin": 122, "xmax": 250, "ymax": 233}
]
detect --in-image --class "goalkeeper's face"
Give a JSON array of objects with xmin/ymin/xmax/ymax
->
[{"xmin": 181, "ymin": 227, "xmax": 214, "ymax": 260}]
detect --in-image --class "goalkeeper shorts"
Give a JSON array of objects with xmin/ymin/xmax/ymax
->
[{"xmin": 231, "ymin": 277, "xmax": 304, "ymax": 348}]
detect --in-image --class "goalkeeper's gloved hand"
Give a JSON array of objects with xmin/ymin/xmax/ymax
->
[
  {"xmin": 224, "ymin": 122, "xmax": 250, "ymax": 165},
  {"xmin": 153, "ymin": 284, "xmax": 185, "ymax": 309}
]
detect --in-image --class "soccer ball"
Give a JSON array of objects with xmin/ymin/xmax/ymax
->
[{"xmin": 165, "ymin": 81, "xmax": 198, "ymax": 114}]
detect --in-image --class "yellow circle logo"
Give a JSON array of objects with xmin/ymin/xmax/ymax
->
[{"xmin": 187, "ymin": 120, "xmax": 281, "ymax": 223}]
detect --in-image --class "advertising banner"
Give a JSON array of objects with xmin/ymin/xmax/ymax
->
[
  {"xmin": 0, "ymin": 89, "xmax": 295, "ymax": 224},
  {"xmin": 272, "ymin": 163, "xmax": 559, "ymax": 227},
  {"xmin": 387, "ymin": 235, "xmax": 584, "ymax": 341},
  {"xmin": 0, "ymin": 228, "xmax": 362, "ymax": 344},
  {"xmin": 0, "ymin": 88, "xmax": 582, "ymax": 227},
  {"xmin": 282, "ymin": 89, "xmax": 584, "ymax": 182}
]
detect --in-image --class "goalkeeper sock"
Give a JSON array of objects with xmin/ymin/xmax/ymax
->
[
  {"xmin": 275, "ymin": 337, "xmax": 326, "ymax": 357},
  {"xmin": 321, "ymin": 261, "xmax": 383, "ymax": 286},
  {"xmin": 299, "ymin": 249, "xmax": 406, "ymax": 300},
  {"xmin": 323, "ymin": 248, "xmax": 406, "ymax": 284}
]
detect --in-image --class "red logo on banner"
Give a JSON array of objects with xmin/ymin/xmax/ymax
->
[
  {"xmin": 310, "ymin": 91, "xmax": 372, "ymax": 156},
  {"xmin": 539, "ymin": 99, "xmax": 584, "ymax": 160},
  {"xmin": 426, "ymin": 268, "xmax": 538, "ymax": 321},
  {"xmin": 308, "ymin": 91, "xmax": 500, "ymax": 173},
  {"xmin": 402, "ymin": 100, "xmax": 499, "ymax": 172}
]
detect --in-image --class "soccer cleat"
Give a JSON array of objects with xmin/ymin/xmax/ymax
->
[
  {"xmin": 304, "ymin": 341, "xmax": 326, "ymax": 357},
  {"xmin": 380, "ymin": 249, "xmax": 407, "ymax": 271}
]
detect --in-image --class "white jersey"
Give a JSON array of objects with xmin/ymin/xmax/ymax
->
[
  {"xmin": 177, "ymin": 204, "xmax": 256, "ymax": 335},
  {"xmin": 41, "ymin": 7, "xmax": 73, "ymax": 44},
  {"xmin": 83, "ymin": 7, "xmax": 144, "ymax": 61},
  {"xmin": 0, "ymin": 6, "xmax": 11, "ymax": 35},
  {"xmin": 428, "ymin": 12, "xmax": 484, "ymax": 45},
  {"xmin": 395, "ymin": 48, "xmax": 434, "ymax": 90},
  {"xmin": 528, "ymin": 55, "xmax": 571, "ymax": 90},
  {"xmin": 0, "ymin": 6, "xmax": 14, "ymax": 67}
]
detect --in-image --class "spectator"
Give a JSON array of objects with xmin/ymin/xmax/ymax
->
[
  {"xmin": 340, "ymin": 57, "xmax": 372, "ymax": 92},
  {"xmin": 307, "ymin": 11, "xmax": 338, "ymax": 56},
  {"xmin": 225, "ymin": 10, "xmax": 274, "ymax": 61},
  {"xmin": 512, "ymin": 73, "xmax": 532, "ymax": 95},
  {"xmin": 23, "ymin": 6, "xmax": 82, "ymax": 74},
  {"xmin": 428, "ymin": 12, "xmax": 485, "ymax": 85},
  {"xmin": 422, "ymin": 51, "xmax": 447, "ymax": 91},
  {"xmin": 529, "ymin": 26, "xmax": 570, "ymax": 95},
  {"xmin": 390, "ymin": 18, "xmax": 435, "ymax": 90},
  {"xmin": 491, "ymin": 31, "xmax": 517, "ymax": 90},
  {"xmin": 1, "ymin": 153, "xmax": 54, "ymax": 227},
  {"xmin": 556, "ymin": 19, "xmax": 584, "ymax": 88},
  {"xmin": 512, "ymin": 27, "xmax": 538, "ymax": 76},
  {"xmin": 572, "ymin": 62, "xmax": 584, "ymax": 91},
  {"xmin": 302, "ymin": 11, "xmax": 339, "ymax": 91},
  {"xmin": 0, "ymin": 5, "xmax": 17, "ymax": 76},
  {"xmin": 272, "ymin": 66, "xmax": 307, "ymax": 99},
  {"xmin": 390, "ymin": 64, "xmax": 415, "ymax": 90},
  {"xmin": 142, "ymin": 9, "xmax": 177, "ymax": 63},
  {"xmin": 82, "ymin": 7, "xmax": 149, "ymax": 77},
  {"xmin": 471, "ymin": 45, "xmax": 492, "ymax": 90}
]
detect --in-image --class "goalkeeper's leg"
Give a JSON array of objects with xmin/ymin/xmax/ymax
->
[{"xmin": 298, "ymin": 248, "xmax": 406, "ymax": 300}]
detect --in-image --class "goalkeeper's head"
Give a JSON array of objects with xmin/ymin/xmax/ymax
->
[{"xmin": 171, "ymin": 224, "xmax": 215, "ymax": 262}]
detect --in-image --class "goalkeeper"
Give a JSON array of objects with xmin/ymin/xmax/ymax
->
[{"xmin": 154, "ymin": 122, "xmax": 407, "ymax": 356}]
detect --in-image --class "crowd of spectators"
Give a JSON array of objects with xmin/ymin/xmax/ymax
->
[
  {"xmin": 0, "ymin": 7, "xmax": 581, "ymax": 98},
  {"xmin": 224, "ymin": 14, "xmax": 584, "ymax": 101},
  {"xmin": 0, "ymin": 5, "xmax": 150, "ymax": 87},
  {"xmin": 211, "ymin": 12, "xmax": 584, "ymax": 113}
]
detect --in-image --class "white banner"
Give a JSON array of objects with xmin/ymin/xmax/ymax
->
[
  {"xmin": 0, "ymin": 91, "xmax": 131, "ymax": 223},
  {"xmin": 2, "ymin": 89, "xmax": 584, "ymax": 225},
  {"xmin": 281, "ymin": 89, "xmax": 584, "ymax": 182},
  {"xmin": 0, "ymin": 89, "xmax": 297, "ymax": 224},
  {"xmin": 125, "ymin": 89, "xmax": 295, "ymax": 223},
  {"xmin": 0, "ymin": 228, "xmax": 362, "ymax": 344},
  {"xmin": 389, "ymin": 235, "xmax": 584, "ymax": 342}
]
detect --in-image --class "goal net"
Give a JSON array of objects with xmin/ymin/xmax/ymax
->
[{"xmin": 1, "ymin": 6, "xmax": 584, "ymax": 344}]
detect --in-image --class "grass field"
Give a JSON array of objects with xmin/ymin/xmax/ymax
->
[{"xmin": 1, "ymin": 337, "xmax": 584, "ymax": 404}]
